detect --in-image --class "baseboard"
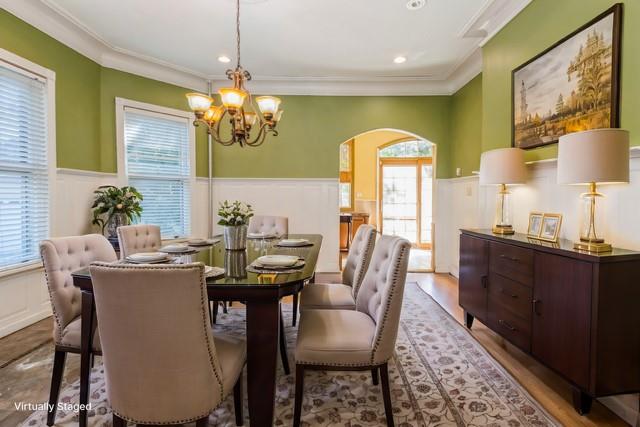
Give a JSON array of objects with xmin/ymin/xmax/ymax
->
[{"xmin": 0, "ymin": 308, "xmax": 51, "ymax": 338}]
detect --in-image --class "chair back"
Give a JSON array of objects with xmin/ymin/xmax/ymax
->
[
  {"xmin": 89, "ymin": 262, "xmax": 224, "ymax": 424},
  {"xmin": 39, "ymin": 234, "xmax": 117, "ymax": 345},
  {"xmin": 117, "ymin": 224, "xmax": 161, "ymax": 259},
  {"xmin": 355, "ymin": 235, "xmax": 411, "ymax": 365},
  {"xmin": 248, "ymin": 215, "xmax": 288, "ymax": 236},
  {"xmin": 342, "ymin": 224, "xmax": 376, "ymax": 298}
]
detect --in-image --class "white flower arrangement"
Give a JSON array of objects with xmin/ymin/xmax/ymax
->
[{"xmin": 217, "ymin": 200, "xmax": 254, "ymax": 226}]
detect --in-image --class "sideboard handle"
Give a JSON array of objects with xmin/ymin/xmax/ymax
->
[
  {"xmin": 498, "ymin": 319, "xmax": 517, "ymax": 331},
  {"xmin": 500, "ymin": 288, "xmax": 518, "ymax": 298},
  {"xmin": 532, "ymin": 299, "xmax": 541, "ymax": 315},
  {"xmin": 481, "ymin": 275, "xmax": 488, "ymax": 289}
]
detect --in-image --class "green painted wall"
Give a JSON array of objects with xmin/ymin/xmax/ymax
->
[
  {"xmin": 0, "ymin": 9, "xmax": 102, "ymax": 171},
  {"xmin": 449, "ymin": 74, "xmax": 482, "ymax": 177},
  {"xmin": 1, "ymin": 8, "xmax": 457, "ymax": 179},
  {"xmin": 211, "ymin": 95, "xmax": 453, "ymax": 179},
  {"xmin": 482, "ymin": 0, "xmax": 640, "ymax": 161},
  {"xmin": 98, "ymin": 68, "xmax": 208, "ymax": 175}
]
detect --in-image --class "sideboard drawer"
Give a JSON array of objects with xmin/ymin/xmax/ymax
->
[
  {"xmin": 488, "ymin": 296, "xmax": 531, "ymax": 352},
  {"xmin": 488, "ymin": 272, "xmax": 532, "ymax": 321},
  {"xmin": 489, "ymin": 241, "xmax": 534, "ymax": 286}
]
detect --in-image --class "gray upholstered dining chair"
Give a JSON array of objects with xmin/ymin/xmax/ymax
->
[
  {"xmin": 89, "ymin": 262, "xmax": 246, "ymax": 427},
  {"xmin": 39, "ymin": 234, "xmax": 118, "ymax": 426},
  {"xmin": 116, "ymin": 224, "xmax": 162, "ymax": 259},
  {"xmin": 247, "ymin": 215, "xmax": 288, "ymax": 236},
  {"xmin": 299, "ymin": 224, "xmax": 376, "ymax": 311},
  {"xmin": 293, "ymin": 235, "xmax": 411, "ymax": 427}
]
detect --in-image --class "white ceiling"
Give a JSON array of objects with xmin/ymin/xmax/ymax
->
[{"xmin": 2, "ymin": 0, "xmax": 531, "ymax": 94}]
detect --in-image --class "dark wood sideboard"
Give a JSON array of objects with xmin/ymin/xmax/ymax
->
[{"xmin": 459, "ymin": 229, "xmax": 640, "ymax": 415}]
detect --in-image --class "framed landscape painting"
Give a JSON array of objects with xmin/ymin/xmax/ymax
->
[{"xmin": 512, "ymin": 4, "xmax": 622, "ymax": 149}]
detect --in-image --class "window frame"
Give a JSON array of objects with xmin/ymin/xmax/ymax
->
[
  {"xmin": 0, "ymin": 48, "xmax": 56, "ymax": 275},
  {"xmin": 115, "ymin": 97, "xmax": 196, "ymax": 240}
]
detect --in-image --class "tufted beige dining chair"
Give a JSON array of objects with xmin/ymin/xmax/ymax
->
[
  {"xmin": 89, "ymin": 262, "xmax": 246, "ymax": 427},
  {"xmin": 293, "ymin": 235, "xmax": 411, "ymax": 427},
  {"xmin": 116, "ymin": 224, "xmax": 162, "ymax": 259},
  {"xmin": 247, "ymin": 215, "xmax": 288, "ymax": 237},
  {"xmin": 39, "ymin": 234, "xmax": 118, "ymax": 426},
  {"xmin": 299, "ymin": 224, "xmax": 376, "ymax": 311}
]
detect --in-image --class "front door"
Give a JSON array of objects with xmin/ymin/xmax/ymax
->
[{"xmin": 379, "ymin": 158, "xmax": 432, "ymax": 249}]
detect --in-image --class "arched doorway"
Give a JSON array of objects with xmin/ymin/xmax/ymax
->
[{"xmin": 338, "ymin": 129, "xmax": 435, "ymax": 272}]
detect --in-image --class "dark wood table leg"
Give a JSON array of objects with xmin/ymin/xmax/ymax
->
[
  {"xmin": 572, "ymin": 387, "xmax": 593, "ymax": 415},
  {"xmin": 79, "ymin": 290, "xmax": 95, "ymax": 427},
  {"xmin": 246, "ymin": 297, "xmax": 280, "ymax": 426},
  {"xmin": 464, "ymin": 310, "xmax": 474, "ymax": 329}
]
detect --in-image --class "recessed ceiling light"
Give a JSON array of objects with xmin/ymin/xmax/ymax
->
[
  {"xmin": 394, "ymin": 56, "xmax": 407, "ymax": 64},
  {"xmin": 218, "ymin": 55, "xmax": 231, "ymax": 63},
  {"xmin": 406, "ymin": 0, "xmax": 426, "ymax": 11}
]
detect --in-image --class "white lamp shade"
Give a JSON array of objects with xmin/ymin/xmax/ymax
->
[
  {"xmin": 479, "ymin": 148, "xmax": 527, "ymax": 185},
  {"xmin": 558, "ymin": 129, "xmax": 630, "ymax": 185}
]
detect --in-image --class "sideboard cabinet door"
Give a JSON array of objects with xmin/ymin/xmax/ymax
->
[
  {"xmin": 459, "ymin": 234, "xmax": 489, "ymax": 326},
  {"xmin": 532, "ymin": 252, "xmax": 592, "ymax": 389}
]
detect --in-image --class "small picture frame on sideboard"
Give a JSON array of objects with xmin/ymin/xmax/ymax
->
[
  {"xmin": 539, "ymin": 213, "xmax": 563, "ymax": 243},
  {"xmin": 527, "ymin": 212, "xmax": 544, "ymax": 238}
]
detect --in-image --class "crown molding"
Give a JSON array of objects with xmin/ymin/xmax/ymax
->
[{"xmin": 1, "ymin": 0, "xmax": 530, "ymax": 96}]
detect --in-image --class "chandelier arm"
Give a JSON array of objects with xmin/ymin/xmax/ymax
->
[{"xmin": 245, "ymin": 122, "xmax": 268, "ymax": 146}]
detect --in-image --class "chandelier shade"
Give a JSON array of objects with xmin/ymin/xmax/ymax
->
[
  {"xmin": 186, "ymin": 93, "xmax": 213, "ymax": 112},
  {"xmin": 185, "ymin": 0, "xmax": 282, "ymax": 147}
]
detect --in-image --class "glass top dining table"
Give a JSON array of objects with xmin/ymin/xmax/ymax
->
[{"xmin": 71, "ymin": 233, "xmax": 322, "ymax": 427}]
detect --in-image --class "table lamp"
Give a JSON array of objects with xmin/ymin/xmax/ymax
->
[
  {"xmin": 558, "ymin": 128, "xmax": 629, "ymax": 252},
  {"xmin": 480, "ymin": 148, "xmax": 527, "ymax": 235}
]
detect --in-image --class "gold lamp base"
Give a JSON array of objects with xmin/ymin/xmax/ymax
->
[
  {"xmin": 492, "ymin": 224, "xmax": 514, "ymax": 235},
  {"xmin": 574, "ymin": 239, "xmax": 612, "ymax": 253}
]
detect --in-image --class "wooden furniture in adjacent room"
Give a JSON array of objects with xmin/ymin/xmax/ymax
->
[
  {"xmin": 339, "ymin": 212, "xmax": 370, "ymax": 251},
  {"xmin": 459, "ymin": 229, "xmax": 640, "ymax": 415}
]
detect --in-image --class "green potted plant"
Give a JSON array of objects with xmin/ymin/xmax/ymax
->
[
  {"xmin": 91, "ymin": 185, "xmax": 143, "ymax": 238},
  {"xmin": 218, "ymin": 200, "xmax": 253, "ymax": 250}
]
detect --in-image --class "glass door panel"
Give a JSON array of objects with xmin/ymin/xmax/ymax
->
[
  {"xmin": 381, "ymin": 165, "xmax": 418, "ymax": 243},
  {"xmin": 420, "ymin": 163, "xmax": 433, "ymax": 246}
]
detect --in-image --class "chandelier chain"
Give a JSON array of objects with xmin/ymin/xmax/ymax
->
[{"xmin": 236, "ymin": 0, "xmax": 241, "ymax": 69}]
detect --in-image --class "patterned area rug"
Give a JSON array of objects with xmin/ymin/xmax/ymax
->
[{"xmin": 21, "ymin": 283, "xmax": 558, "ymax": 426}]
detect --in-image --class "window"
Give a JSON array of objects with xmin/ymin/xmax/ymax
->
[
  {"xmin": 379, "ymin": 139, "xmax": 432, "ymax": 158},
  {"xmin": 0, "ymin": 59, "xmax": 52, "ymax": 271},
  {"xmin": 339, "ymin": 139, "xmax": 354, "ymax": 210},
  {"xmin": 119, "ymin": 100, "xmax": 195, "ymax": 239}
]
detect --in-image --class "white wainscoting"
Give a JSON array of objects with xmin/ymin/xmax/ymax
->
[
  {"xmin": 436, "ymin": 150, "xmax": 640, "ymax": 425},
  {"xmin": 209, "ymin": 178, "xmax": 340, "ymax": 273},
  {"xmin": 0, "ymin": 168, "xmax": 117, "ymax": 338}
]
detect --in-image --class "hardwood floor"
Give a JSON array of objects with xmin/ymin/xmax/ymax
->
[
  {"xmin": 412, "ymin": 273, "xmax": 632, "ymax": 427},
  {"xmin": 0, "ymin": 272, "xmax": 632, "ymax": 426}
]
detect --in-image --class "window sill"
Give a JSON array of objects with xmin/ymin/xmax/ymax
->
[{"xmin": 0, "ymin": 261, "xmax": 44, "ymax": 280}]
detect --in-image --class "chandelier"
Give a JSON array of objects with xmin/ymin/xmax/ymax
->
[{"xmin": 185, "ymin": 0, "xmax": 282, "ymax": 147}]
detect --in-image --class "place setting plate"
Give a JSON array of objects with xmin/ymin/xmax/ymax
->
[
  {"xmin": 187, "ymin": 238, "xmax": 220, "ymax": 247},
  {"xmin": 125, "ymin": 252, "xmax": 172, "ymax": 264},
  {"xmin": 247, "ymin": 255, "xmax": 305, "ymax": 273},
  {"xmin": 274, "ymin": 238, "xmax": 313, "ymax": 248},
  {"xmin": 205, "ymin": 265, "xmax": 225, "ymax": 279},
  {"xmin": 159, "ymin": 243, "xmax": 197, "ymax": 255}
]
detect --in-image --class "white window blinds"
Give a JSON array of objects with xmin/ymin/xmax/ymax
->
[
  {"xmin": 123, "ymin": 108, "xmax": 191, "ymax": 239},
  {"xmin": 0, "ymin": 63, "xmax": 49, "ymax": 270}
]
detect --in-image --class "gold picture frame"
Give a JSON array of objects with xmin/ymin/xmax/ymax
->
[
  {"xmin": 539, "ymin": 213, "xmax": 563, "ymax": 243},
  {"xmin": 527, "ymin": 212, "xmax": 544, "ymax": 238}
]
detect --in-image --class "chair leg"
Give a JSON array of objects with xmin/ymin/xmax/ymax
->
[
  {"xmin": 379, "ymin": 363, "xmax": 395, "ymax": 427},
  {"xmin": 292, "ymin": 293, "xmax": 298, "ymax": 327},
  {"xmin": 47, "ymin": 350, "xmax": 66, "ymax": 426},
  {"xmin": 222, "ymin": 301, "xmax": 228, "ymax": 314},
  {"xmin": 371, "ymin": 367, "xmax": 379, "ymax": 385},
  {"xmin": 293, "ymin": 365, "xmax": 305, "ymax": 427},
  {"xmin": 279, "ymin": 309, "xmax": 291, "ymax": 375},
  {"xmin": 112, "ymin": 413, "xmax": 127, "ymax": 427},
  {"xmin": 212, "ymin": 300, "xmax": 219, "ymax": 324},
  {"xmin": 233, "ymin": 370, "xmax": 244, "ymax": 426}
]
